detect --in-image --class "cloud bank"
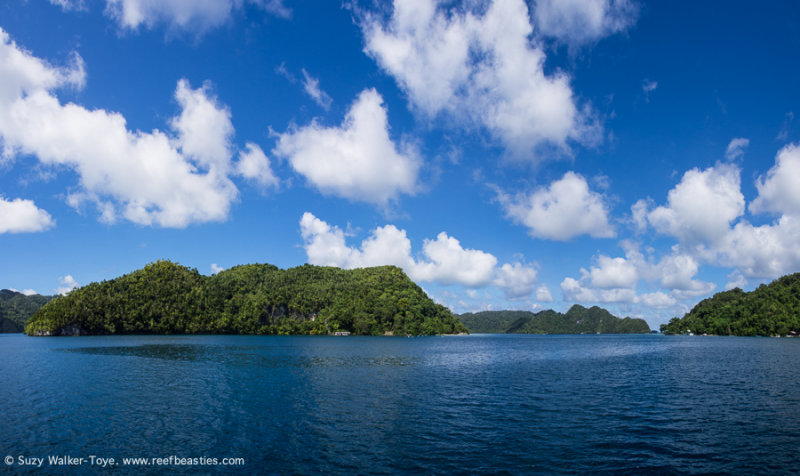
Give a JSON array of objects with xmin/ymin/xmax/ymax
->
[{"xmin": 299, "ymin": 212, "xmax": 540, "ymax": 299}]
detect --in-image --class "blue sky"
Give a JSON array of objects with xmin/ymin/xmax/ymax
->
[{"xmin": 1, "ymin": 0, "xmax": 798, "ymax": 328}]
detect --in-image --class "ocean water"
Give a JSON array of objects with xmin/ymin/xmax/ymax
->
[{"xmin": 1, "ymin": 333, "xmax": 799, "ymax": 474}]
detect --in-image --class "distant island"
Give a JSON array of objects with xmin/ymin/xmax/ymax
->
[
  {"xmin": 0, "ymin": 290, "xmax": 52, "ymax": 333},
  {"xmin": 458, "ymin": 305, "xmax": 650, "ymax": 334},
  {"xmin": 24, "ymin": 260, "xmax": 467, "ymax": 336},
  {"xmin": 661, "ymin": 272, "xmax": 800, "ymax": 336}
]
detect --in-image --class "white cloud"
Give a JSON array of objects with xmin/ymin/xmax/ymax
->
[
  {"xmin": 647, "ymin": 163, "xmax": 744, "ymax": 245},
  {"xmin": 362, "ymin": 0, "xmax": 598, "ymax": 159},
  {"xmin": 299, "ymin": 212, "xmax": 538, "ymax": 292},
  {"xmin": 236, "ymin": 142, "xmax": 279, "ymax": 189},
  {"xmin": 48, "ymin": 0, "xmax": 86, "ymax": 11},
  {"xmin": 0, "ymin": 197, "xmax": 54, "ymax": 233},
  {"xmin": 301, "ymin": 69, "xmax": 332, "ymax": 110},
  {"xmin": 642, "ymin": 78, "xmax": 658, "ymax": 93},
  {"xmin": 171, "ymin": 79, "xmax": 234, "ymax": 172},
  {"xmin": 56, "ymin": 275, "xmax": 78, "ymax": 295},
  {"xmin": 724, "ymin": 270, "xmax": 746, "ymax": 291},
  {"xmin": 536, "ymin": 284, "xmax": 554, "ymax": 302},
  {"xmin": 533, "ymin": 0, "xmax": 638, "ymax": 46},
  {"xmin": 493, "ymin": 262, "xmax": 538, "ymax": 299},
  {"xmin": 639, "ymin": 149, "xmax": 800, "ymax": 280},
  {"xmin": 414, "ymin": 233, "xmax": 499, "ymax": 287},
  {"xmin": 275, "ymin": 89, "xmax": 420, "ymax": 205},
  {"xmin": 0, "ymin": 29, "xmax": 239, "ymax": 228},
  {"xmin": 718, "ymin": 216, "xmax": 800, "ymax": 279},
  {"xmin": 9, "ymin": 288, "xmax": 39, "ymax": 296},
  {"xmin": 653, "ymin": 253, "xmax": 714, "ymax": 296},
  {"xmin": 210, "ymin": 263, "xmax": 224, "ymax": 275},
  {"xmin": 102, "ymin": 0, "xmax": 290, "ymax": 33},
  {"xmin": 640, "ymin": 291, "xmax": 676, "ymax": 309},
  {"xmin": 105, "ymin": 0, "xmax": 237, "ymax": 32},
  {"xmin": 725, "ymin": 137, "xmax": 749, "ymax": 161},
  {"xmin": 560, "ymin": 277, "xmax": 637, "ymax": 304},
  {"xmin": 750, "ymin": 143, "xmax": 800, "ymax": 216},
  {"xmin": 560, "ymin": 243, "xmax": 716, "ymax": 312},
  {"xmin": 586, "ymin": 255, "xmax": 638, "ymax": 289},
  {"xmin": 499, "ymin": 171, "xmax": 615, "ymax": 241},
  {"xmin": 630, "ymin": 198, "xmax": 650, "ymax": 233}
]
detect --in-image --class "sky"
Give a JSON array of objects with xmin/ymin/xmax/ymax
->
[{"xmin": 1, "ymin": 0, "xmax": 799, "ymax": 329}]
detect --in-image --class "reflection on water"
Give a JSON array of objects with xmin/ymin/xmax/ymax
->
[{"xmin": 60, "ymin": 344, "xmax": 422, "ymax": 369}]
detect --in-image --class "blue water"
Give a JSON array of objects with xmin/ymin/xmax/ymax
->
[{"xmin": 1, "ymin": 333, "xmax": 799, "ymax": 474}]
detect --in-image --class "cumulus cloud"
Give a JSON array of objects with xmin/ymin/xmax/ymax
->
[
  {"xmin": 725, "ymin": 270, "xmax": 746, "ymax": 291},
  {"xmin": 498, "ymin": 172, "xmax": 615, "ymax": 241},
  {"xmin": 651, "ymin": 252, "xmax": 714, "ymax": 296},
  {"xmin": 102, "ymin": 0, "xmax": 289, "ymax": 33},
  {"xmin": 211, "ymin": 263, "xmax": 224, "ymax": 275},
  {"xmin": 636, "ymin": 148, "xmax": 800, "ymax": 280},
  {"xmin": 560, "ymin": 277, "xmax": 637, "ymax": 304},
  {"xmin": 171, "ymin": 79, "xmax": 234, "ymax": 172},
  {"xmin": 0, "ymin": 197, "xmax": 54, "ymax": 233},
  {"xmin": 0, "ymin": 29, "xmax": 240, "ymax": 228},
  {"xmin": 493, "ymin": 262, "xmax": 539, "ymax": 299},
  {"xmin": 236, "ymin": 143, "xmax": 279, "ymax": 189},
  {"xmin": 718, "ymin": 216, "xmax": 800, "ymax": 279},
  {"xmin": 640, "ymin": 291, "xmax": 676, "ymax": 309},
  {"xmin": 56, "ymin": 275, "xmax": 78, "ymax": 295},
  {"xmin": 750, "ymin": 143, "xmax": 800, "ymax": 216},
  {"xmin": 301, "ymin": 69, "xmax": 332, "ymax": 110},
  {"xmin": 536, "ymin": 284, "xmax": 554, "ymax": 302},
  {"xmin": 275, "ymin": 89, "xmax": 420, "ymax": 205},
  {"xmin": 299, "ymin": 212, "xmax": 538, "ymax": 295},
  {"xmin": 361, "ymin": 0, "xmax": 598, "ymax": 159},
  {"xmin": 725, "ymin": 137, "xmax": 749, "ymax": 161},
  {"xmin": 586, "ymin": 255, "xmax": 637, "ymax": 289},
  {"xmin": 646, "ymin": 163, "xmax": 744, "ymax": 245},
  {"xmin": 533, "ymin": 0, "xmax": 638, "ymax": 46},
  {"xmin": 630, "ymin": 198, "xmax": 650, "ymax": 233},
  {"xmin": 560, "ymin": 242, "xmax": 717, "ymax": 311}
]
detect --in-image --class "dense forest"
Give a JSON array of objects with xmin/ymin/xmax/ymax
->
[
  {"xmin": 0, "ymin": 290, "xmax": 52, "ymax": 332},
  {"xmin": 458, "ymin": 305, "xmax": 650, "ymax": 334},
  {"xmin": 25, "ymin": 260, "xmax": 467, "ymax": 336},
  {"xmin": 661, "ymin": 273, "xmax": 800, "ymax": 336}
]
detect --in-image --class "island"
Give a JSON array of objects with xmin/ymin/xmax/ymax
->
[
  {"xmin": 660, "ymin": 272, "xmax": 800, "ymax": 336},
  {"xmin": 24, "ymin": 260, "xmax": 467, "ymax": 336},
  {"xmin": 458, "ymin": 305, "xmax": 650, "ymax": 334},
  {"xmin": 0, "ymin": 290, "xmax": 52, "ymax": 333}
]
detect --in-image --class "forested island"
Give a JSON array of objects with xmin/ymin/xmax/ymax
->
[
  {"xmin": 458, "ymin": 305, "xmax": 650, "ymax": 334},
  {"xmin": 661, "ymin": 273, "xmax": 800, "ymax": 336},
  {"xmin": 0, "ymin": 290, "xmax": 52, "ymax": 333},
  {"xmin": 24, "ymin": 260, "xmax": 466, "ymax": 336}
]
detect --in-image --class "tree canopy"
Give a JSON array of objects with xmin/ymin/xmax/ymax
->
[
  {"xmin": 458, "ymin": 305, "xmax": 650, "ymax": 334},
  {"xmin": 660, "ymin": 273, "xmax": 800, "ymax": 336},
  {"xmin": 25, "ymin": 260, "xmax": 467, "ymax": 336},
  {"xmin": 0, "ymin": 289, "xmax": 52, "ymax": 332}
]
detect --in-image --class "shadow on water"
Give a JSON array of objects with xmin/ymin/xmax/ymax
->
[{"xmin": 59, "ymin": 344, "xmax": 421, "ymax": 369}]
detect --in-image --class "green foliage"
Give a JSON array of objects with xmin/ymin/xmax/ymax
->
[
  {"xmin": 661, "ymin": 273, "xmax": 800, "ymax": 336},
  {"xmin": 25, "ymin": 260, "xmax": 467, "ymax": 336},
  {"xmin": 458, "ymin": 304, "xmax": 650, "ymax": 334},
  {"xmin": 0, "ymin": 289, "xmax": 53, "ymax": 332}
]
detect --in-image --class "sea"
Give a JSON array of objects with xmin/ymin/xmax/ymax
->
[{"xmin": 1, "ymin": 333, "xmax": 799, "ymax": 474}]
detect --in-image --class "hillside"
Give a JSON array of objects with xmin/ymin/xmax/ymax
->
[
  {"xmin": 459, "ymin": 305, "xmax": 650, "ymax": 334},
  {"xmin": 661, "ymin": 273, "xmax": 800, "ymax": 336},
  {"xmin": 25, "ymin": 260, "xmax": 466, "ymax": 336},
  {"xmin": 0, "ymin": 290, "xmax": 53, "ymax": 332}
]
